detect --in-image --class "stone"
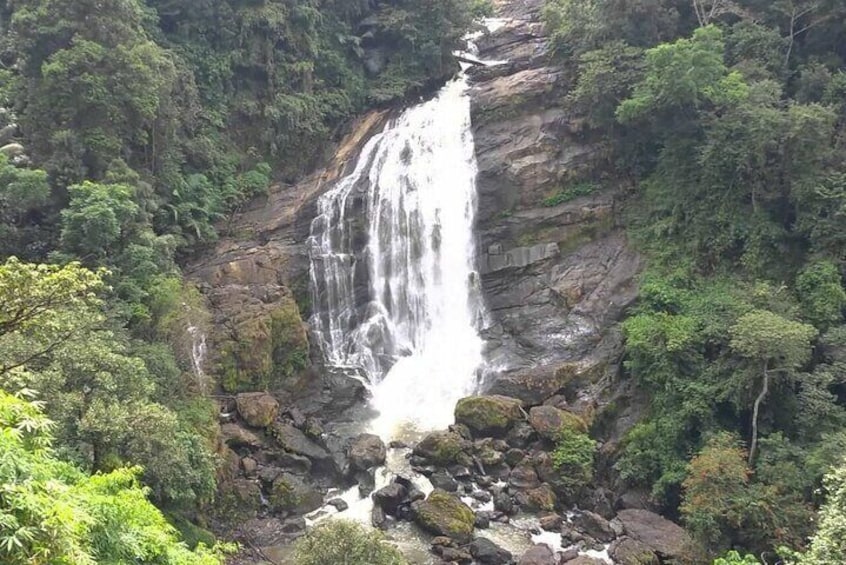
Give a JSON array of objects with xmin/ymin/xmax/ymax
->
[
  {"xmin": 520, "ymin": 484, "xmax": 557, "ymax": 512},
  {"xmin": 572, "ymin": 511, "xmax": 616, "ymax": 543},
  {"xmin": 269, "ymin": 473, "xmax": 324, "ymax": 514},
  {"xmin": 371, "ymin": 504, "xmax": 387, "ymax": 530},
  {"xmin": 241, "ymin": 457, "xmax": 258, "ymax": 475},
  {"xmin": 411, "ymin": 489, "xmax": 476, "ymax": 544},
  {"xmin": 509, "ymin": 462, "xmax": 541, "ymax": 490},
  {"xmin": 493, "ymin": 491, "xmax": 514, "ymax": 515},
  {"xmin": 414, "ymin": 430, "xmax": 467, "ymax": 465},
  {"xmin": 454, "ymin": 395, "xmax": 524, "ymax": 437},
  {"xmin": 609, "ymin": 536, "xmax": 660, "ymax": 565},
  {"xmin": 432, "ymin": 536, "xmax": 455, "ymax": 548},
  {"xmin": 518, "ymin": 544, "xmax": 557, "ymax": 565},
  {"xmin": 327, "ymin": 498, "xmax": 349, "ymax": 512},
  {"xmin": 470, "ymin": 537, "xmax": 513, "ymax": 564},
  {"xmin": 272, "ymin": 423, "xmax": 332, "ymax": 464},
  {"xmin": 475, "ymin": 511, "xmax": 492, "ymax": 529},
  {"xmin": 427, "ymin": 471, "xmax": 456, "ymax": 492},
  {"xmin": 348, "ymin": 433, "xmax": 387, "ymax": 471},
  {"xmin": 616, "ymin": 509, "xmax": 696, "ymax": 562},
  {"xmin": 529, "ymin": 405, "xmax": 587, "ymax": 440},
  {"xmin": 440, "ymin": 547, "xmax": 474, "ymax": 563},
  {"xmin": 280, "ymin": 517, "xmax": 306, "ymax": 534},
  {"xmin": 221, "ymin": 423, "xmax": 262, "ymax": 449},
  {"xmin": 539, "ymin": 513, "xmax": 563, "ymax": 531},
  {"xmin": 372, "ymin": 483, "xmax": 408, "ymax": 516},
  {"xmin": 236, "ymin": 392, "xmax": 280, "ymax": 428},
  {"xmin": 505, "ymin": 448, "xmax": 527, "ymax": 466},
  {"xmin": 506, "ymin": 422, "xmax": 537, "ymax": 448}
]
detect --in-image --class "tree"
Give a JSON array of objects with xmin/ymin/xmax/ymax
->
[
  {"xmin": 0, "ymin": 257, "xmax": 104, "ymax": 376},
  {"xmin": 0, "ymin": 389, "xmax": 230, "ymax": 564},
  {"xmin": 789, "ymin": 457, "xmax": 846, "ymax": 564},
  {"xmin": 729, "ymin": 310, "xmax": 817, "ymax": 464},
  {"xmin": 0, "ymin": 156, "xmax": 50, "ymax": 259}
]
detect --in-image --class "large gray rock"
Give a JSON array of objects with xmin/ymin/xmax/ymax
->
[
  {"xmin": 348, "ymin": 433, "xmax": 386, "ymax": 471},
  {"xmin": 454, "ymin": 395, "xmax": 524, "ymax": 437},
  {"xmin": 414, "ymin": 430, "xmax": 468, "ymax": 465},
  {"xmin": 572, "ymin": 511, "xmax": 616, "ymax": 543},
  {"xmin": 236, "ymin": 392, "xmax": 279, "ymax": 428},
  {"xmin": 470, "ymin": 537, "xmax": 514, "ymax": 564},
  {"xmin": 616, "ymin": 509, "xmax": 696, "ymax": 562},
  {"xmin": 528, "ymin": 405, "xmax": 587, "ymax": 440},
  {"xmin": 518, "ymin": 544, "xmax": 557, "ymax": 565},
  {"xmin": 272, "ymin": 423, "xmax": 331, "ymax": 463},
  {"xmin": 609, "ymin": 536, "xmax": 660, "ymax": 565}
]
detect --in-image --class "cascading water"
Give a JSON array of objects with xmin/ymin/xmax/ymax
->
[
  {"xmin": 187, "ymin": 324, "xmax": 208, "ymax": 393},
  {"xmin": 308, "ymin": 76, "xmax": 487, "ymax": 440}
]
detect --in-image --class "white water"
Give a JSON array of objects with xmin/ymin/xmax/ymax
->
[
  {"xmin": 308, "ymin": 76, "xmax": 486, "ymax": 440},
  {"xmin": 187, "ymin": 324, "xmax": 208, "ymax": 393}
]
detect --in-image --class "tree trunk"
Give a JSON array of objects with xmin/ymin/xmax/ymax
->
[{"xmin": 748, "ymin": 362, "xmax": 770, "ymax": 465}]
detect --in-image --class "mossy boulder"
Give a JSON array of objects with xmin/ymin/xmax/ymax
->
[
  {"xmin": 218, "ymin": 296, "xmax": 309, "ymax": 392},
  {"xmin": 269, "ymin": 473, "xmax": 324, "ymax": 514},
  {"xmin": 411, "ymin": 489, "xmax": 475, "ymax": 543},
  {"xmin": 528, "ymin": 405, "xmax": 587, "ymax": 440},
  {"xmin": 235, "ymin": 392, "xmax": 279, "ymax": 428},
  {"xmin": 413, "ymin": 430, "xmax": 467, "ymax": 465},
  {"xmin": 454, "ymin": 395, "xmax": 523, "ymax": 437}
]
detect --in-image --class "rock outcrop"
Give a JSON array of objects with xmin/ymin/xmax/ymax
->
[{"xmin": 411, "ymin": 489, "xmax": 476, "ymax": 543}]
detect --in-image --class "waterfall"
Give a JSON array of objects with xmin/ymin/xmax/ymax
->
[
  {"xmin": 187, "ymin": 324, "xmax": 208, "ymax": 393},
  {"xmin": 308, "ymin": 77, "xmax": 486, "ymax": 439}
]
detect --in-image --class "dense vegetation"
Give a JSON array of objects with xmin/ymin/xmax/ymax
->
[
  {"xmin": 0, "ymin": 0, "xmax": 482, "ymax": 561},
  {"xmin": 543, "ymin": 0, "xmax": 846, "ymax": 561},
  {"xmin": 293, "ymin": 520, "xmax": 408, "ymax": 565}
]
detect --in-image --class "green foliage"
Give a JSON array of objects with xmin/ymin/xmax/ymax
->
[
  {"xmin": 551, "ymin": 428, "xmax": 596, "ymax": 495},
  {"xmin": 543, "ymin": 182, "xmax": 599, "ymax": 207},
  {"xmin": 713, "ymin": 551, "xmax": 760, "ymax": 565},
  {"xmin": 796, "ymin": 261, "xmax": 846, "ymax": 329},
  {"xmin": 785, "ymin": 457, "xmax": 846, "ymax": 565},
  {"xmin": 0, "ymin": 258, "xmax": 216, "ymax": 508},
  {"xmin": 0, "ymin": 390, "xmax": 232, "ymax": 564},
  {"xmin": 293, "ymin": 519, "xmax": 407, "ymax": 565}
]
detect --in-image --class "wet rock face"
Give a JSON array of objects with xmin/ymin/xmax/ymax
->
[{"xmin": 469, "ymin": 0, "xmax": 641, "ymax": 381}]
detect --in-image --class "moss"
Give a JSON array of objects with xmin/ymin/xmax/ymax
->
[
  {"xmin": 454, "ymin": 395, "xmax": 522, "ymax": 436},
  {"xmin": 543, "ymin": 181, "xmax": 599, "ymax": 207},
  {"xmin": 269, "ymin": 477, "xmax": 300, "ymax": 512},
  {"xmin": 218, "ymin": 296, "xmax": 309, "ymax": 393},
  {"xmin": 414, "ymin": 490, "xmax": 475, "ymax": 543},
  {"xmin": 559, "ymin": 410, "xmax": 588, "ymax": 433},
  {"xmin": 414, "ymin": 431, "xmax": 464, "ymax": 465}
]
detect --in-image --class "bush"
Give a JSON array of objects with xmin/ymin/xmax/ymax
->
[
  {"xmin": 293, "ymin": 520, "xmax": 407, "ymax": 565},
  {"xmin": 552, "ymin": 428, "xmax": 596, "ymax": 495}
]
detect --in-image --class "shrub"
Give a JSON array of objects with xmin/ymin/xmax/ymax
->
[{"xmin": 293, "ymin": 520, "xmax": 407, "ymax": 565}]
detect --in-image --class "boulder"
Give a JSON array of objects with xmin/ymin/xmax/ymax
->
[
  {"xmin": 454, "ymin": 395, "xmax": 523, "ymax": 437},
  {"xmin": 489, "ymin": 363, "xmax": 591, "ymax": 406},
  {"xmin": 528, "ymin": 405, "xmax": 587, "ymax": 440},
  {"xmin": 269, "ymin": 473, "xmax": 324, "ymax": 514},
  {"xmin": 414, "ymin": 430, "xmax": 467, "ymax": 465},
  {"xmin": 518, "ymin": 544, "xmax": 557, "ymax": 565},
  {"xmin": 616, "ymin": 509, "xmax": 696, "ymax": 562},
  {"xmin": 430, "ymin": 470, "xmax": 459, "ymax": 492},
  {"xmin": 236, "ymin": 392, "xmax": 279, "ymax": 428},
  {"xmin": 220, "ymin": 423, "xmax": 262, "ymax": 449},
  {"xmin": 539, "ymin": 513, "xmax": 563, "ymax": 531},
  {"xmin": 519, "ymin": 484, "xmax": 557, "ymax": 512},
  {"xmin": 609, "ymin": 536, "xmax": 660, "ymax": 565},
  {"xmin": 470, "ymin": 537, "xmax": 514, "ymax": 564},
  {"xmin": 348, "ymin": 433, "xmax": 387, "ymax": 471},
  {"xmin": 272, "ymin": 423, "xmax": 331, "ymax": 463},
  {"xmin": 411, "ymin": 489, "xmax": 476, "ymax": 543},
  {"xmin": 372, "ymin": 483, "xmax": 407, "ymax": 516},
  {"xmin": 572, "ymin": 511, "xmax": 616, "ymax": 543},
  {"xmin": 509, "ymin": 462, "xmax": 541, "ymax": 490},
  {"xmin": 440, "ymin": 546, "xmax": 474, "ymax": 563},
  {"xmin": 506, "ymin": 422, "xmax": 537, "ymax": 448}
]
